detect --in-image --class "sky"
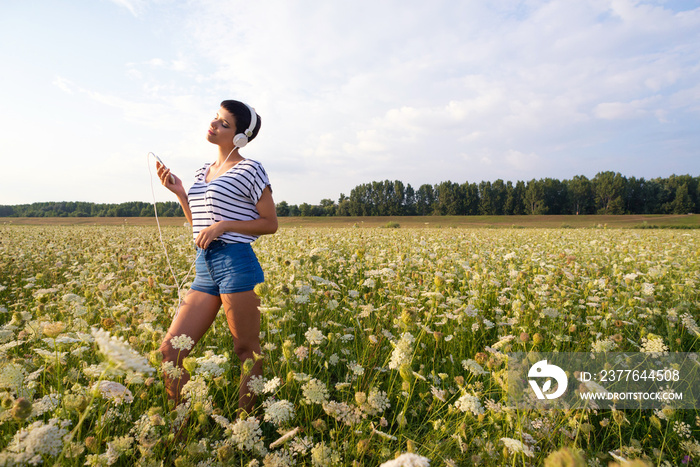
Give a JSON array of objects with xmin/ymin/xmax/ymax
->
[{"xmin": 1, "ymin": 0, "xmax": 699, "ymax": 206}]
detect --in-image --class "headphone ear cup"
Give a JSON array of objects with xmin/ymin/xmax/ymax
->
[{"xmin": 233, "ymin": 133, "xmax": 248, "ymax": 148}]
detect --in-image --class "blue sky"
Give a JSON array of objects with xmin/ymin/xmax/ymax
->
[{"xmin": 1, "ymin": 0, "xmax": 698, "ymax": 206}]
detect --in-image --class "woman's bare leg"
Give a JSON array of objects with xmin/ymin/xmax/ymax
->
[
  {"xmin": 221, "ymin": 290, "xmax": 262, "ymax": 414},
  {"xmin": 159, "ymin": 289, "xmax": 222, "ymax": 405}
]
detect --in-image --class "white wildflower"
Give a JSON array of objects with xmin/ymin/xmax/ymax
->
[
  {"xmin": 641, "ymin": 282, "xmax": 655, "ymax": 296},
  {"xmin": 379, "ymin": 452, "xmax": 431, "ymax": 467},
  {"xmin": 302, "ymin": 378, "xmax": 329, "ymax": 405},
  {"xmin": 623, "ymin": 273, "xmax": 638, "ymax": 283},
  {"xmin": 0, "ymin": 362, "xmax": 29, "ymax": 397},
  {"xmin": 34, "ymin": 348, "xmax": 68, "ymax": 364},
  {"xmin": 3, "ymin": 417, "xmax": 70, "ymax": 464},
  {"xmin": 181, "ymin": 376, "xmax": 209, "ymax": 405},
  {"xmin": 31, "ymin": 393, "xmax": 61, "ymax": 418},
  {"xmin": 294, "ymin": 345, "xmax": 309, "ymax": 360},
  {"xmin": 348, "ymin": 361, "xmax": 364, "ymax": 376},
  {"xmin": 362, "ymin": 278, "xmax": 376, "ymax": 288},
  {"xmin": 311, "ymin": 441, "xmax": 340, "ymax": 466},
  {"xmin": 230, "ymin": 416, "xmax": 266, "ymax": 455},
  {"xmin": 681, "ymin": 313, "xmax": 700, "ymax": 336},
  {"xmin": 461, "ymin": 359, "xmax": 487, "ymax": 376},
  {"xmin": 681, "ymin": 439, "xmax": 700, "ymax": 456},
  {"xmin": 263, "ymin": 376, "xmax": 282, "ymax": 394},
  {"xmin": 263, "ymin": 448, "xmax": 295, "ymax": 466},
  {"xmin": 248, "ymin": 375, "xmax": 267, "ymax": 395},
  {"xmin": 91, "ymin": 327, "xmax": 154, "ymax": 375},
  {"xmin": 105, "ymin": 435, "xmax": 133, "ymax": 465},
  {"xmin": 305, "ymin": 327, "xmax": 325, "ymax": 346},
  {"xmin": 641, "ymin": 334, "xmax": 668, "ymax": 355},
  {"xmin": 294, "ymin": 294, "xmax": 309, "ymax": 304},
  {"xmin": 591, "ymin": 337, "xmax": 616, "ymax": 353},
  {"xmin": 194, "ymin": 351, "xmax": 229, "ymax": 378},
  {"xmin": 674, "ymin": 421, "xmax": 692, "ymax": 438},
  {"xmin": 170, "ymin": 334, "xmax": 195, "ymax": 351},
  {"xmin": 430, "ymin": 386, "xmax": 446, "ymax": 402},
  {"xmin": 322, "ymin": 400, "xmax": 364, "ymax": 426},
  {"xmin": 454, "ymin": 393, "xmax": 484, "ymax": 416},
  {"xmin": 500, "ymin": 437, "xmax": 535, "ymax": 457},
  {"xmin": 366, "ymin": 387, "xmax": 391, "ymax": 414},
  {"xmin": 161, "ymin": 361, "xmax": 183, "ymax": 379},
  {"xmin": 263, "ymin": 399, "xmax": 295, "ymax": 426},
  {"xmin": 93, "ymin": 380, "xmax": 134, "ymax": 405},
  {"xmin": 388, "ymin": 332, "xmax": 415, "ymax": 370}
]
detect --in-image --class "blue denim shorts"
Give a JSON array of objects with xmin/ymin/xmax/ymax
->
[{"xmin": 190, "ymin": 241, "xmax": 264, "ymax": 296}]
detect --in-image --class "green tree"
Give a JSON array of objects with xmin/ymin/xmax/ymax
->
[
  {"xmin": 542, "ymin": 178, "xmax": 566, "ymax": 214},
  {"xmin": 672, "ymin": 183, "xmax": 694, "ymax": 214},
  {"xmin": 276, "ymin": 201, "xmax": 290, "ymax": 217},
  {"xmin": 463, "ymin": 182, "xmax": 480, "ymax": 215},
  {"xmin": 478, "ymin": 181, "xmax": 493, "ymax": 215},
  {"xmin": 490, "ymin": 179, "xmax": 507, "ymax": 215},
  {"xmin": 565, "ymin": 175, "xmax": 592, "ymax": 215},
  {"xmin": 504, "ymin": 181, "xmax": 525, "ymax": 215},
  {"xmin": 524, "ymin": 179, "xmax": 547, "ymax": 214},
  {"xmin": 320, "ymin": 199, "xmax": 336, "ymax": 216},
  {"xmin": 415, "ymin": 184, "xmax": 435, "ymax": 215},
  {"xmin": 336, "ymin": 194, "xmax": 351, "ymax": 216},
  {"xmin": 299, "ymin": 203, "xmax": 313, "ymax": 216},
  {"xmin": 435, "ymin": 181, "xmax": 465, "ymax": 215},
  {"xmin": 593, "ymin": 171, "xmax": 626, "ymax": 214}
]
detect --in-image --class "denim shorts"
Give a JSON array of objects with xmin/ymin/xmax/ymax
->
[{"xmin": 190, "ymin": 240, "xmax": 264, "ymax": 296}]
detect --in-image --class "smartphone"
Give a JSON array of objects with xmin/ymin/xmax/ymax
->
[{"xmin": 154, "ymin": 154, "xmax": 175, "ymax": 184}]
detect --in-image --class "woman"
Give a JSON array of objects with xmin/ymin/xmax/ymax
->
[{"xmin": 156, "ymin": 100, "xmax": 277, "ymax": 414}]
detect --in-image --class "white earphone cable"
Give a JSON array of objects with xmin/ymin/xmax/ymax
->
[{"xmin": 147, "ymin": 152, "xmax": 200, "ymax": 317}]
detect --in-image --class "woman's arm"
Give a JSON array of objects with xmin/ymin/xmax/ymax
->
[
  {"xmin": 156, "ymin": 162, "xmax": 193, "ymax": 226},
  {"xmin": 194, "ymin": 186, "xmax": 278, "ymax": 249}
]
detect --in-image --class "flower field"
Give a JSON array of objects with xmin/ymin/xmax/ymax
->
[{"xmin": 0, "ymin": 224, "xmax": 698, "ymax": 466}]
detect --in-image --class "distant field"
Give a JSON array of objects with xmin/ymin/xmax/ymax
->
[{"xmin": 1, "ymin": 214, "xmax": 698, "ymax": 228}]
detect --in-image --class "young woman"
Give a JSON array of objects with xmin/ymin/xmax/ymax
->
[{"xmin": 156, "ymin": 100, "xmax": 277, "ymax": 414}]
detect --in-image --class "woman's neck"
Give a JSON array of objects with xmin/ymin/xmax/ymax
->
[
  {"xmin": 206, "ymin": 146, "xmax": 243, "ymax": 183},
  {"xmin": 217, "ymin": 146, "xmax": 242, "ymax": 165}
]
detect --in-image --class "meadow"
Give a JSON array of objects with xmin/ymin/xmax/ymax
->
[{"xmin": 0, "ymin": 223, "xmax": 698, "ymax": 466}]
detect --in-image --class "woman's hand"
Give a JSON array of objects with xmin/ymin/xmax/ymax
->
[
  {"xmin": 193, "ymin": 187, "xmax": 278, "ymax": 249},
  {"xmin": 195, "ymin": 223, "xmax": 222, "ymax": 249},
  {"xmin": 156, "ymin": 161, "xmax": 184, "ymax": 195}
]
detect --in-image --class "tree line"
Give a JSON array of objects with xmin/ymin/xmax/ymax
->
[
  {"xmin": 1, "ymin": 172, "xmax": 697, "ymax": 218},
  {"xmin": 276, "ymin": 172, "xmax": 698, "ymax": 216},
  {"xmin": 0, "ymin": 201, "xmax": 184, "ymax": 218}
]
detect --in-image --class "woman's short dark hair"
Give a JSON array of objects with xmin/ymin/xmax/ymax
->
[{"xmin": 221, "ymin": 100, "xmax": 262, "ymax": 143}]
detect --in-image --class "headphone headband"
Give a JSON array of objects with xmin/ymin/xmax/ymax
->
[{"xmin": 244, "ymin": 103, "xmax": 257, "ymax": 137}]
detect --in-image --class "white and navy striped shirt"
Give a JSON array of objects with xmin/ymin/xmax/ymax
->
[{"xmin": 188, "ymin": 159, "xmax": 271, "ymax": 244}]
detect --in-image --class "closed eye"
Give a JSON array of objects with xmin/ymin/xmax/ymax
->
[{"xmin": 214, "ymin": 114, "xmax": 230, "ymax": 128}]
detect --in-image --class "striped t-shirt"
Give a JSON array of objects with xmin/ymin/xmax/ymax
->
[{"xmin": 188, "ymin": 159, "xmax": 271, "ymax": 244}]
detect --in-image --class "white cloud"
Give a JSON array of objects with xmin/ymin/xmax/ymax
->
[
  {"xmin": 52, "ymin": 76, "xmax": 74, "ymax": 94},
  {"xmin": 107, "ymin": 0, "xmax": 146, "ymax": 17},
  {"xmin": 594, "ymin": 97, "xmax": 660, "ymax": 120}
]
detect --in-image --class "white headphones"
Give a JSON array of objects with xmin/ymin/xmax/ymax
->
[{"xmin": 232, "ymin": 102, "xmax": 258, "ymax": 148}]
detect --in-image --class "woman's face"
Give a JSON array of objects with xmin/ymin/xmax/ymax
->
[{"xmin": 207, "ymin": 106, "xmax": 237, "ymax": 147}]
